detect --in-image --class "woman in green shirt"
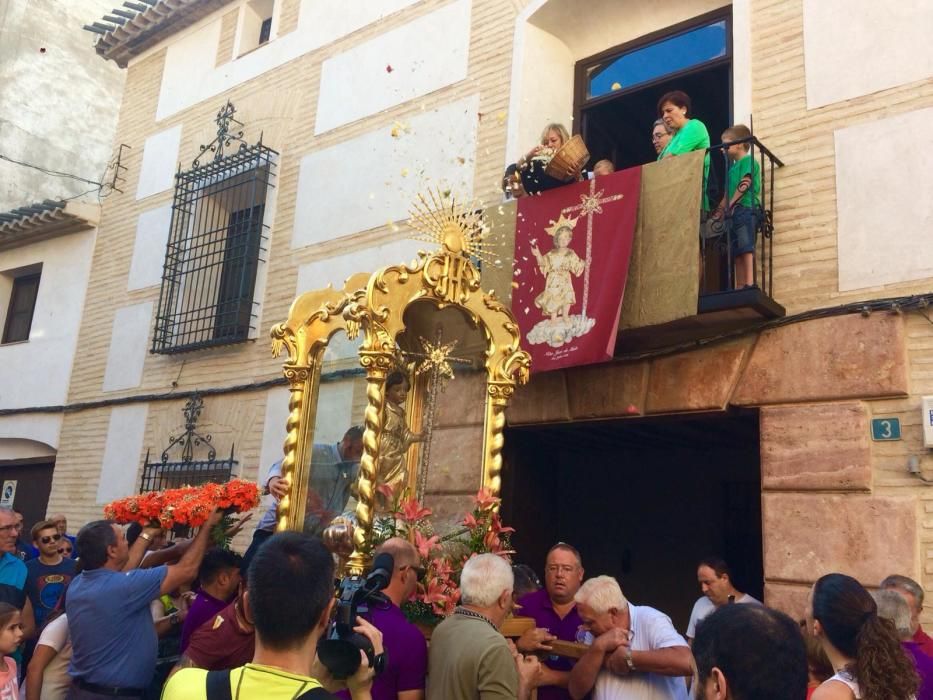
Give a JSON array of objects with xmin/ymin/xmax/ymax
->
[{"xmin": 657, "ymin": 90, "xmax": 711, "ymax": 212}]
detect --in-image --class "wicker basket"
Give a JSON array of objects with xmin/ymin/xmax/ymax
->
[{"xmin": 545, "ymin": 134, "xmax": 590, "ymax": 182}]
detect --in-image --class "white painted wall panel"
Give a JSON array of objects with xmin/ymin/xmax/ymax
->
[
  {"xmin": 0, "ymin": 230, "xmax": 96, "ymax": 410},
  {"xmin": 258, "ymin": 386, "xmax": 290, "ymax": 476},
  {"xmin": 127, "ymin": 206, "xmax": 172, "ymax": 291},
  {"xmin": 804, "ymin": 0, "xmax": 933, "ymax": 109},
  {"xmin": 293, "ymin": 94, "xmax": 480, "ymax": 248},
  {"xmin": 97, "ymin": 404, "xmax": 148, "ymax": 504},
  {"xmin": 836, "ymin": 107, "xmax": 933, "ymax": 291},
  {"xmin": 136, "ymin": 126, "xmax": 182, "ymax": 200},
  {"xmin": 297, "ymin": 0, "xmax": 419, "ymax": 48},
  {"xmin": 154, "ymin": 0, "xmax": 418, "ymax": 121},
  {"xmin": 315, "ymin": 0, "xmax": 472, "ymax": 134},
  {"xmin": 102, "ymin": 303, "xmax": 154, "ymax": 392}
]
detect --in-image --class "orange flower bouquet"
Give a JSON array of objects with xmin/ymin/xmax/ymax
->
[{"xmin": 104, "ymin": 479, "xmax": 260, "ymax": 530}]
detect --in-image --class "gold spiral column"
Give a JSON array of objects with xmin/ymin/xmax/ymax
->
[
  {"xmin": 481, "ymin": 383, "xmax": 512, "ymax": 504},
  {"xmin": 276, "ymin": 351, "xmax": 323, "ymax": 532},
  {"xmin": 346, "ymin": 352, "xmax": 392, "ymax": 575}
]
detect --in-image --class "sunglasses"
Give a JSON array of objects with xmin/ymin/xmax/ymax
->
[{"xmin": 40, "ymin": 534, "xmax": 62, "ymax": 544}]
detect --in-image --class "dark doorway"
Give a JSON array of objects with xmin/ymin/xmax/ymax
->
[
  {"xmin": 501, "ymin": 411, "xmax": 762, "ymax": 634},
  {"xmin": 0, "ymin": 460, "xmax": 54, "ymax": 533}
]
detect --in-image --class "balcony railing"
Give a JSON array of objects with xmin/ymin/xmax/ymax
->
[{"xmin": 697, "ymin": 135, "xmax": 784, "ymax": 319}]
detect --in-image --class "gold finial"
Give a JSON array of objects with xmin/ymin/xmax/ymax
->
[{"xmin": 407, "ymin": 189, "xmax": 497, "ymax": 265}]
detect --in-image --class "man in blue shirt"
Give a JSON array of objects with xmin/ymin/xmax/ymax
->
[
  {"xmin": 243, "ymin": 426, "xmax": 364, "ymax": 568},
  {"xmin": 0, "ymin": 506, "xmax": 35, "ymax": 664},
  {"xmin": 66, "ymin": 507, "xmax": 222, "ymax": 700}
]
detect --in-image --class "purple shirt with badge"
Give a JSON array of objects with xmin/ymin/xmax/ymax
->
[
  {"xmin": 517, "ymin": 587, "xmax": 584, "ymax": 700},
  {"xmin": 337, "ymin": 600, "xmax": 427, "ymax": 700}
]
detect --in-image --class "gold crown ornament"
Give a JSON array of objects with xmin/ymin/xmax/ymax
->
[{"xmin": 544, "ymin": 213, "xmax": 579, "ymax": 238}]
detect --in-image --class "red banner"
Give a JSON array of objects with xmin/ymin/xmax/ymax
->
[{"xmin": 512, "ymin": 166, "xmax": 641, "ymax": 373}]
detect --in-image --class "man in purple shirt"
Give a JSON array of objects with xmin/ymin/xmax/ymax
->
[
  {"xmin": 339, "ymin": 537, "xmax": 427, "ymax": 700},
  {"xmin": 874, "ymin": 589, "xmax": 933, "ymax": 699},
  {"xmin": 516, "ymin": 543, "xmax": 586, "ymax": 700},
  {"xmin": 179, "ymin": 548, "xmax": 242, "ymax": 652}
]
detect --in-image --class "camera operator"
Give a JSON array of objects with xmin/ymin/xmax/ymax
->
[
  {"xmin": 336, "ymin": 538, "xmax": 427, "ymax": 700},
  {"xmin": 163, "ymin": 532, "xmax": 382, "ymax": 700}
]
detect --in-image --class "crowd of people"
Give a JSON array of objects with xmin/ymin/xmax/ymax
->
[
  {"xmin": 2, "ymin": 494, "xmax": 932, "ymax": 700},
  {"xmin": 504, "ymin": 89, "xmax": 763, "ymax": 291}
]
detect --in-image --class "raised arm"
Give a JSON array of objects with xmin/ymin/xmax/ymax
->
[{"xmin": 160, "ymin": 509, "xmax": 223, "ymax": 596}]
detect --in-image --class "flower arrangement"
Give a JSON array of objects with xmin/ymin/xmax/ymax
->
[
  {"xmin": 104, "ymin": 478, "xmax": 260, "ymax": 530},
  {"xmin": 372, "ymin": 484, "xmax": 515, "ymax": 627}
]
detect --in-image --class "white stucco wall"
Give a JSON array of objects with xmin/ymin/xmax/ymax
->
[
  {"xmin": 835, "ymin": 107, "xmax": 933, "ymax": 292},
  {"xmin": 136, "ymin": 126, "xmax": 182, "ymax": 200},
  {"xmin": 127, "ymin": 205, "xmax": 173, "ymax": 290},
  {"xmin": 293, "ymin": 94, "xmax": 481, "ymax": 248},
  {"xmin": 314, "ymin": 0, "xmax": 472, "ymax": 134},
  {"xmin": 0, "ymin": 230, "xmax": 96, "ymax": 410},
  {"xmin": 803, "ymin": 0, "xmax": 933, "ymax": 109},
  {"xmin": 153, "ymin": 0, "xmax": 420, "ymax": 122},
  {"xmin": 96, "ymin": 404, "xmax": 148, "ymax": 504},
  {"xmin": 0, "ymin": 0, "xmax": 125, "ymax": 209},
  {"xmin": 0, "ymin": 414, "xmax": 63, "ymax": 455},
  {"xmin": 101, "ymin": 302, "xmax": 154, "ymax": 392}
]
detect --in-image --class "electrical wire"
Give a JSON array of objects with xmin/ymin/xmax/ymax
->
[{"xmin": 0, "ymin": 153, "xmax": 103, "ymax": 188}]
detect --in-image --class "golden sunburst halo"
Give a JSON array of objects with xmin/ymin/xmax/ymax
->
[{"xmin": 407, "ymin": 189, "xmax": 501, "ymax": 267}]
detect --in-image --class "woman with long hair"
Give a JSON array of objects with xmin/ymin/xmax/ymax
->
[{"xmin": 809, "ymin": 573, "xmax": 919, "ymax": 699}]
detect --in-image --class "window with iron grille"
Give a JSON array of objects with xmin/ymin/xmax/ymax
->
[{"xmin": 152, "ymin": 139, "xmax": 277, "ymax": 354}]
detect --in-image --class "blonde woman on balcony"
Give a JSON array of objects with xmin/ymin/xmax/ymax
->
[{"xmin": 518, "ymin": 122, "xmax": 570, "ymax": 168}]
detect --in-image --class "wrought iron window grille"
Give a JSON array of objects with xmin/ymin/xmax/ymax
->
[
  {"xmin": 140, "ymin": 394, "xmax": 237, "ymax": 492},
  {"xmin": 153, "ymin": 101, "xmax": 278, "ymax": 354}
]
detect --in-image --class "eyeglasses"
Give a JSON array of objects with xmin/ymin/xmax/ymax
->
[
  {"xmin": 545, "ymin": 564, "xmax": 578, "ymax": 574},
  {"xmin": 401, "ymin": 564, "xmax": 427, "ymax": 579},
  {"xmin": 40, "ymin": 534, "xmax": 62, "ymax": 544}
]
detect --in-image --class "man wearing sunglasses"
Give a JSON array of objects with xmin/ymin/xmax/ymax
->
[
  {"xmin": 26, "ymin": 520, "xmax": 77, "ymax": 633},
  {"xmin": 337, "ymin": 537, "xmax": 428, "ymax": 700}
]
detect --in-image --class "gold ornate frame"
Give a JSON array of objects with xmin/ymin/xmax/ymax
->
[{"xmin": 271, "ymin": 194, "xmax": 531, "ymax": 574}]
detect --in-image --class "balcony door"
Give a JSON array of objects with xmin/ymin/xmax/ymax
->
[{"xmin": 575, "ymin": 8, "xmax": 732, "ymax": 190}]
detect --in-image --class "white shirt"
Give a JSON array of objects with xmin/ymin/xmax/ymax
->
[
  {"xmin": 32, "ymin": 614, "xmax": 72, "ymax": 700},
  {"xmin": 685, "ymin": 594, "xmax": 761, "ymax": 639},
  {"xmin": 593, "ymin": 602, "xmax": 690, "ymax": 700}
]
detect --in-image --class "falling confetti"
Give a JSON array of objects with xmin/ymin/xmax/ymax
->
[
  {"xmin": 496, "ymin": 111, "xmax": 507, "ymax": 124},
  {"xmin": 386, "ymin": 64, "xmax": 394, "ymax": 73},
  {"xmin": 611, "ymin": 82, "xmax": 621, "ymax": 91},
  {"xmin": 456, "ymin": 156, "xmax": 466, "ymax": 165},
  {"xmin": 401, "ymin": 167, "xmax": 409, "ymax": 177}
]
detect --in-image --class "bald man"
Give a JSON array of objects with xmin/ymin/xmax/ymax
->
[{"xmin": 338, "ymin": 538, "xmax": 427, "ymax": 700}]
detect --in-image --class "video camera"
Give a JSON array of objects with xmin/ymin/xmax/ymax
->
[{"xmin": 316, "ymin": 552, "xmax": 393, "ymax": 679}]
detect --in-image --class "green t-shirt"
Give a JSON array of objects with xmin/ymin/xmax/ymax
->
[
  {"xmin": 659, "ymin": 118, "xmax": 711, "ymax": 210},
  {"xmin": 727, "ymin": 153, "xmax": 761, "ymax": 208}
]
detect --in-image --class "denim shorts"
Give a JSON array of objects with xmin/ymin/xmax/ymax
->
[{"xmin": 728, "ymin": 205, "xmax": 760, "ymax": 255}]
